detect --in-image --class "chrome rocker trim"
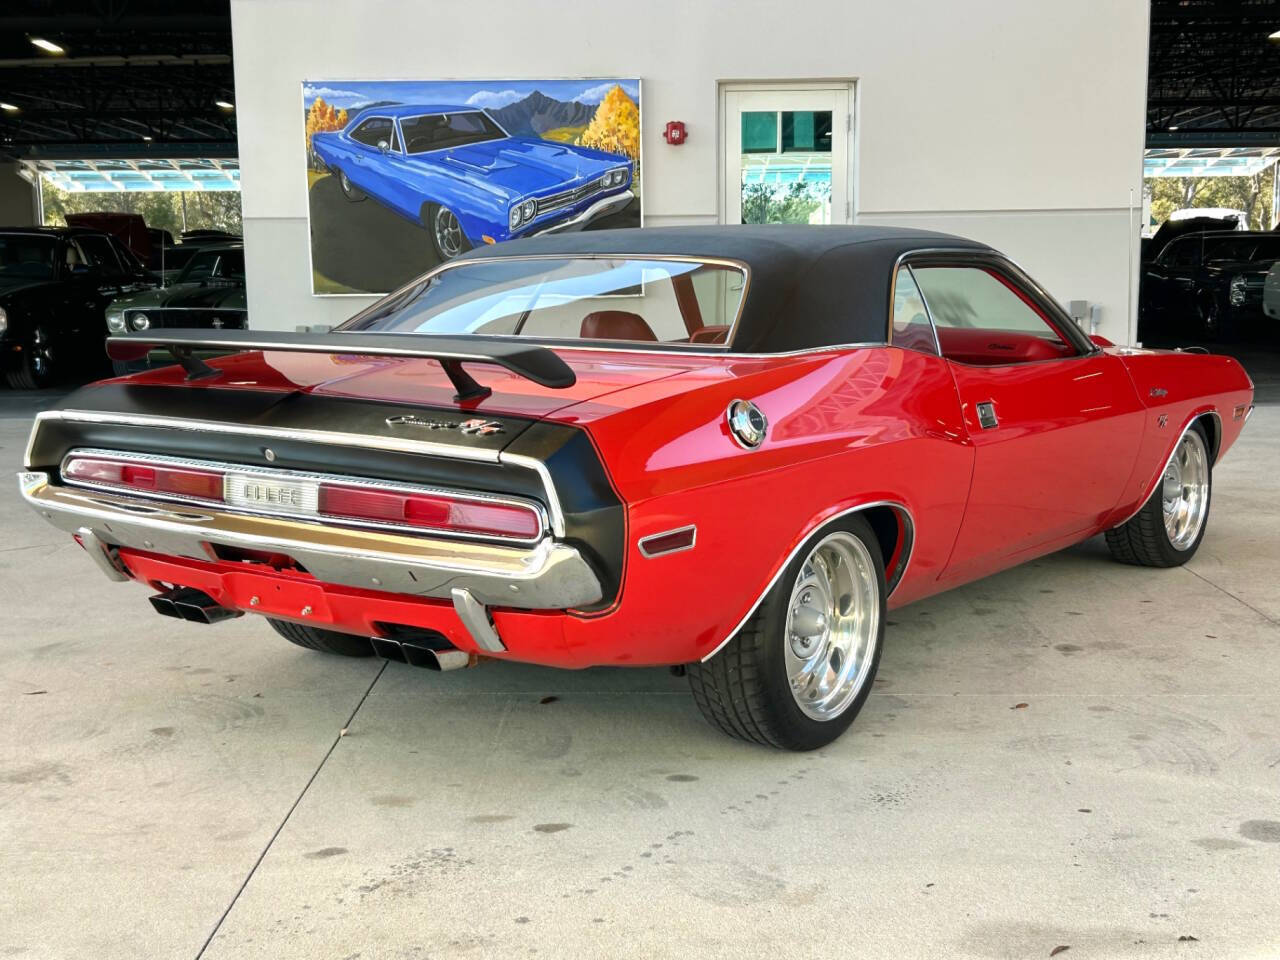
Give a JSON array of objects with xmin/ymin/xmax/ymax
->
[
  {"xmin": 18, "ymin": 471, "xmax": 603, "ymax": 611},
  {"xmin": 532, "ymin": 190, "xmax": 634, "ymax": 236}
]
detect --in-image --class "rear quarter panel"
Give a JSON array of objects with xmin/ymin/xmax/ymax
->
[
  {"xmin": 311, "ymin": 131, "xmax": 348, "ymax": 169},
  {"xmin": 541, "ymin": 347, "xmax": 974, "ymax": 665},
  {"xmin": 1104, "ymin": 348, "xmax": 1254, "ymax": 526}
]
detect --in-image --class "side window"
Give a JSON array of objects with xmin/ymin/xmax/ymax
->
[
  {"xmin": 1165, "ymin": 240, "xmax": 1201, "ymax": 268},
  {"xmin": 912, "ymin": 266, "xmax": 1077, "ymax": 366},
  {"xmin": 109, "ymin": 237, "xmax": 143, "ymax": 274},
  {"xmin": 73, "ymin": 235, "xmax": 123, "ymax": 276},
  {"xmin": 350, "ymin": 117, "xmax": 394, "ymax": 149},
  {"xmin": 890, "ymin": 266, "xmax": 938, "ymax": 355}
]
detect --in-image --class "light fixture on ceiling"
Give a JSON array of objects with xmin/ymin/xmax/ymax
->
[
  {"xmin": 1270, "ymin": 29, "xmax": 1280, "ymax": 40},
  {"xmin": 215, "ymin": 100, "xmax": 234, "ymax": 110},
  {"xmin": 29, "ymin": 37, "xmax": 64, "ymax": 54},
  {"xmin": 0, "ymin": 102, "xmax": 18, "ymax": 112},
  {"xmin": 1168, "ymin": 125, "xmax": 1180, "ymax": 131},
  {"xmin": 141, "ymin": 135, "xmax": 153, "ymax": 141}
]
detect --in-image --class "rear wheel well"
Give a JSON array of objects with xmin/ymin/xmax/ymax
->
[
  {"xmin": 1197, "ymin": 412, "xmax": 1221, "ymax": 464},
  {"xmin": 858, "ymin": 504, "xmax": 909, "ymax": 594}
]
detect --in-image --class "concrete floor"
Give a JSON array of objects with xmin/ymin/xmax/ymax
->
[{"xmin": 2, "ymin": 390, "xmax": 1278, "ymax": 960}]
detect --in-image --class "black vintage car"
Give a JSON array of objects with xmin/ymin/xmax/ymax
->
[
  {"xmin": 0, "ymin": 227, "xmax": 156, "ymax": 389},
  {"xmin": 105, "ymin": 243, "xmax": 247, "ymax": 375},
  {"xmin": 1140, "ymin": 230, "xmax": 1280, "ymax": 341}
]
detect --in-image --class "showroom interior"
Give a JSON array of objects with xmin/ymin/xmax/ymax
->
[{"xmin": 1, "ymin": 1, "xmax": 1278, "ymax": 958}]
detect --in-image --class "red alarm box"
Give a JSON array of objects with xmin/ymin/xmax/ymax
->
[{"xmin": 664, "ymin": 121, "xmax": 687, "ymax": 145}]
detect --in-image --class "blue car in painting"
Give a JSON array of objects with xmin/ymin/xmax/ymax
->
[{"xmin": 311, "ymin": 104, "xmax": 634, "ymax": 260}]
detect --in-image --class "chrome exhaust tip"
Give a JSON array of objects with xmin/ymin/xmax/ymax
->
[
  {"xmin": 370, "ymin": 636, "xmax": 408, "ymax": 663},
  {"xmin": 370, "ymin": 634, "xmax": 471, "ymax": 671},
  {"xmin": 151, "ymin": 587, "xmax": 242, "ymax": 625},
  {"xmin": 403, "ymin": 642, "xmax": 472, "ymax": 671},
  {"xmin": 149, "ymin": 593, "xmax": 181, "ymax": 619}
]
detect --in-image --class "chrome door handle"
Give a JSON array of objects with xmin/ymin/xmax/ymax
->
[{"xmin": 976, "ymin": 401, "xmax": 998, "ymax": 429}]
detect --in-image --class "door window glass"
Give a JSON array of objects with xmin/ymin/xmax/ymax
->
[
  {"xmin": 1163, "ymin": 239, "xmax": 1202, "ymax": 267},
  {"xmin": 739, "ymin": 109, "xmax": 833, "ymax": 225},
  {"xmin": 891, "ymin": 267, "xmax": 937, "ymax": 355},
  {"xmin": 781, "ymin": 111, "xmax": 832, "ymax": 153},
  {"xmin": 912, "ymin": 266, "xmax": 1076, "ymax": 365},
  {"xmin": 74, "ymin": 235, "xmax": 123, "ymax": 275},
  {"xmin": 350, "ymin": 117, "xmax": 395, "ymax": 148},
  {"xmin": 741, "ymin": 112, "xmax": 778, "ymax": 153}
]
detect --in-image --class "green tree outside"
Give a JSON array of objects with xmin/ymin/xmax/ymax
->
[
  {"xmin": 1145, "ymin": 167, "xmax": 1276, "ymax": 230},
  {"xmin": 41, "ymin": 182, "xmax": 242, "ymax": 236},
  {"xmin": 741, "ymin": 181, "xmax": 830, "ymax": 225}
]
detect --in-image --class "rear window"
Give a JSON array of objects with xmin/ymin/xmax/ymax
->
[{"xmin": 345, "ymin": 257, "xmax": 748, "ymax": 348}]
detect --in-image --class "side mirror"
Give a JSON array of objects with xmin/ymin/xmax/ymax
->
[{"xmin": 377, "ymin": 140, "xmax": 390, "ymax": 154}]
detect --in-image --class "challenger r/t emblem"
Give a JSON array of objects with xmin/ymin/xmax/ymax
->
[
  {"xmin": 385, "ymin": 415, "xmax": 505, "ymax": 437},
  {"xmin": 385, "ymin": 415, "xmax": 459, "ymax": 431},
  {"xmin": 459, "ymin": 418, "xmax": 504, "ymax": 436}
]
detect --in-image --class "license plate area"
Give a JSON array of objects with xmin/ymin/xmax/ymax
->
[{"xmin": 223, "ymin": 473, "xmax": 320, "ymax": 515}]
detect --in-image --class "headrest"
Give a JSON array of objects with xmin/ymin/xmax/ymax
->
[{"xmin": 580, "ymin": 310, "xmax": 658, "ymax": 342}]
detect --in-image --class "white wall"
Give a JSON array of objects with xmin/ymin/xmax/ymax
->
[
  {"xmin": 230, "ymin": 0, "xmax": 1149, "ymax": 342},
  {"xmin": 0, "ymin": 163, "xmax": 38, "ymax": 226}
]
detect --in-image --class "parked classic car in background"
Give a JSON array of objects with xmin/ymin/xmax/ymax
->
[
  {"xmin": 0, "ymin": 226, "xmax": 156, "ymax": 389},
  {"xmin": 105, "ymin": 243, "xmax": 247, "ymax": 375},
  {"xmin": 19, "ymin": 226, "xmax": 1254, "ymax": 749},
  {"xmin": 1140, "ymin": 230, "xmax": 1280, "ymax": 340},
  {"xmin": 311, "ymin": 104, "xmax": 634, "ymax": 261},
  {"xmin": 1264, "ymin": 261, "xmax": 1280, "ymax": 321}
]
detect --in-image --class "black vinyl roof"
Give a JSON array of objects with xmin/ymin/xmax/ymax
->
[{"xmin": 457, "ymin": 225, "xmax": 991, "ymax": 352}]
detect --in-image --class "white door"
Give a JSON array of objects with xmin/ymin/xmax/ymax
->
[{"xmin": 722, "ymin": 84, "xmax": 853, "ymax": 226}]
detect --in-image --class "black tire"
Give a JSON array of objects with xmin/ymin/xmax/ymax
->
[
  {"xmin": 1105, "ymin": 421, "xmax": 1212, "ymax": 567},
  {"xmin": 687, "ymin": 515, "xmax": 886, "ymax": 751},
  {"xmin": 424, "ymin": 202, "xmax": 471, "ymax": 261},
  {"xmin": 267, "ymin": 618, "xmax": 375, "ymax": 657},
  {"xmin": 5, "ymin": 325, "xmax": 56, "ymax": 390},
  {"xmin": 338, "ymin": 168, "xmax": 365, "ymax": 201}
]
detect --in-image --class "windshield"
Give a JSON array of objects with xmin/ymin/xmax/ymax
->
[
  {"xmin": 345, "ymin": 257, "xmax": 748, "ymax": 347},
  {"xmin": 177, "ymin": 248, "xmax": 245, "ymax": 283},
  {"xmin": 400, "ymin": 111, "xmax": 505, "ymax": 154},
  {"xmin": 0, "ymin": 235, "xmax": 57, "ymax": 280}
]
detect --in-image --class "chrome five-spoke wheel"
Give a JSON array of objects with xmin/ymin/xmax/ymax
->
[
  {"xmin": 1162, "ymin": 427, "xmax": 1209, "ymax": 551},
  {"xmin": 687, "ymin": 514, "xmax": 887, "ymax": 750},
  {"xmin": 785, "ymin": 531, "xmax": 880, "ymax": 721},
  {"xmin": 1105, "ymin": 419, "xmax": 1213, "ymax": 568}
]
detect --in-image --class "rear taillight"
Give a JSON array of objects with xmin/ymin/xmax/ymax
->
[
  {"xmin": 59, "ymin": 451, "xmax": 544, "ymax": 542},
  {"xmin": 320, "ymin": 485, "xmax": 543, "ymax": 540},
  {"xmin": 63, "ymin": 455, "xmax": 225, "ymax": 502}
]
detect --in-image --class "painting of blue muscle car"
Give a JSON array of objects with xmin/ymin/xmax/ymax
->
[{"xmin": 303, "ymin": 79, "xmax": 641, "ymax": 295}]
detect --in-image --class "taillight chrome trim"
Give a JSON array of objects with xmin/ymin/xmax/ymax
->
[
  {"xmin": 25, "ymin": 410, "xmax": 568, "ymax": 538},
  {"xmin": 59, "ymin": 447, "xmax": 549, "ymax": 545}
]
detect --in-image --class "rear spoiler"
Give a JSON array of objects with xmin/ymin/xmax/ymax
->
[{"xmin": 106, "ymin": 329, "xmax": 576, "ymax": 401}]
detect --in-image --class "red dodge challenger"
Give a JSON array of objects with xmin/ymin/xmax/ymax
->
[{"xmin": 18, "ymin": 226, "xmax": 1255, "ymax": 750}]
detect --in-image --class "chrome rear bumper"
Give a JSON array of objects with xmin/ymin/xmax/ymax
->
[{"xmin": 18, "ymin": 471, "xmax": 603, "ymax": 610}]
